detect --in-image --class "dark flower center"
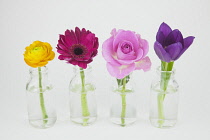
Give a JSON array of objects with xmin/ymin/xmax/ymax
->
[
  {"xmin": 74, "ymin": 47, "xmax": 83, "ymax": 55},
  {"xmin": 70, "ymin": 44, "xmax": 87, "ymax": 58}
]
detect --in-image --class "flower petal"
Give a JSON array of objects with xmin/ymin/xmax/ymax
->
[
  {"xmin": 165, "ymin": 29, "xmax": 183, "ymax": 46},
  {"xmin": 156, "ymin": 31, "xmax": 165, "ymax": 46},
  {"xmin": 102, "ymin": 36, "xmax": 121, "ymax": 66},
  {"xmin": 81, "ymin": 32, "xmax": 95, "ymax": 49},
  {"xmin": 65, "ymin": 30, "xmax": 78, "ymax": 46},
  {"xmin": 183, "ymin": 36, "xmax": 195, "ymax": 49},
  {"xmin": 116, "ymin": 41, "xmax": 136, "ymax": 60},
  {"xmin": 77, "ymin": 61, "xmax": 87, "ymax": 69},
  {"xmin": 165, "ymin": 42, "xmax": 182, "ymax": 60},
  {"xmin": 175, "ymin": 36, "xmax": 195, "ymax": 60},
  {"xmin": 135, "ymin": 56, "xmax": 151, "ymax": 71},
  {"xmin": 154, "ymin": 41, "xmax": 171, "ymax": 62},
  {"xmin": 75, "ymin": 27, "xmax": 81, "ymax": 43},
  {"xmin": 157, "ymin": 22, "xmax": 172, "ymax": 38},
  {"xmin": 107, "ymin": 62, "xmax": 135, "ymax": 79},
  {"xmin": 136, "ymin": 34, "xmax": 149, "ymax": 58},
  {"xmin": 113, "ymin": 30, "xmax": 139, "ymax": 52}
]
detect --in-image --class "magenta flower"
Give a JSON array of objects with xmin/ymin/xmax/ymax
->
[
  {"xmin": 57, "ymin": 27, "xmax": 99, "ymax": 69},
  {"xmin": 154, "ymin": 22, "xmax": 195, "ymax": 62},
  {"xmin": 102, "ymin": 29, "xmax": 151, "ymax": 79}
]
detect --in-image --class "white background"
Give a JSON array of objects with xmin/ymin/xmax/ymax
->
[{"xmin": 0, "ymin": 0, "xmax": 209, "ymax": 139}]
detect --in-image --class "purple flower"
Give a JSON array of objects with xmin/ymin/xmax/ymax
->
[{"xmin": 154, "ymin": 22, "xmax": 195, "ymax": 62}]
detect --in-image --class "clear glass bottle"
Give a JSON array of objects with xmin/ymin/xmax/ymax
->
[
  {"xmin": 110, "ymin": 75, "xmax": 137, "ymax": 126},
  {"xmin": 26, "ymin": 66, "xmax": 56, "ymax": 129},
  {"xmin": 150, "ymin": 67, "xmax": 179, "ymax": 128},
  {"xmin": 69, "ymin": 66, "xmax": 97, "ymax": 126}
]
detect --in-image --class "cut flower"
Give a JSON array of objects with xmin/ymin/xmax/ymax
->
[
  {"xmin": 154, "ymin": 22, "xmax": 195, "ymax": 62},
  {"xmin": 23, "ymin": 41, "xmax": 55, "ymax": 67},
  {"xmin": 57, "ymin": 27, "xmax": 99, "ymax": 69},
  {"xmin": 102, "ymin": 28, "xmax": 151, "ymax": 79}
]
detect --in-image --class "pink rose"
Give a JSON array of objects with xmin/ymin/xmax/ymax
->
[{"xmin": 102, "ymin": 29, "xmax": 152, "ymax": 79}]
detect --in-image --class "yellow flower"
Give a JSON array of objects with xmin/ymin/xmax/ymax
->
[{"xmin": 24, "ymin": 41, "xmax": 55, "ymax": 67}]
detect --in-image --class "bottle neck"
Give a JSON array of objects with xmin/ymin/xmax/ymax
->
[
  {"xmin": 73, "ymin": 65, "xmax": 92, "ymax": 74},
  {"xmin": 29, "ymin": 66, "xmax": 48, "ymax": 78},
  {"xmin": 156, "ymin": 66, "xmax": 175, "ymax": 79}
]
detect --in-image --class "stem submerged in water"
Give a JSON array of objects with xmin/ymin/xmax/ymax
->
[
  {"xmin": 80, "ymin": 68, "xmax": 90, "ymax": 126},
  {"xmin": 38, "ymin": 67, "xmax": 48, "ymax": 124},
  {"xmin": 120, "ymin": 76, "xmax": 127, "ymax": 126},
  {"xmin": 157, "ymin": 61, "xmax": 174, "ymax": 127}
]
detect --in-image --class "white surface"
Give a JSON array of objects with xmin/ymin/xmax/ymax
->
[{"xmin": 0, "ymin": 0, "xmax": 210, "ymax": 139}]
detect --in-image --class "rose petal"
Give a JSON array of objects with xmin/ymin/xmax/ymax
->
[
  {"xmin": 102, "ymin": 36, "xmax": 121, "ymax": 66},
  {"xmin": 165, "ymin": 42, "xmax": 182, "ymax": 60},
  {"xmin": 136, "ymin": 34, "xmax": 149, "ymax": 57},
  {"xmin": 134, "ymin": 48, "xmax": 144, "ymax": 61},
  {"xmin": 107, "ymin": 62, "xmax": 135, "ymax": 79},
  {"xmin": 116, "ymin": 41, "xmax": 136, "ymax": 60},
  {"xmin": 135, "ymin": 56, "xmax": 151, "ymax": 71},
  {"xmin": 113, "ymin": 30, "xmax": 139, "ymax": 52},
  {"xmin": 154, "ymin": 41, "xmax": 171, "ymax": 62}
]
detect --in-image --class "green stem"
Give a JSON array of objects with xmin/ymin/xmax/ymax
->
[
  {"xmin": 157, "ymin": 94, "xmax": 164, "ymax": 127},
  {"xmin": 160, "ymin": 61, "xmax": 174, "ymax": 92},
  {"xmin": 38, "ymin": 67, "xmax": 48, "ymax": 124},
  {"xmin": 80, "ymin": 68, "xmax": 90, "ymax": 126},
  {"xmin": 120, "ymin": 77, "xmax": 127, "ymax": 126},
  {"xmin": 157, "ymin": 61, "xmax": 174, "ymax": 127}
]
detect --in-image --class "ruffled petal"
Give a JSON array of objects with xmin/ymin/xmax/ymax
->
[
  {"xmin": 113, "ymin": 30, "xmax": 139, "ymax": 52},
  {"xmin": 135, "ymin": 56, "xmax": 151, "ymax": 71},
  {"xmin": 107, "ymin": 62, "xmax": 135, "ymax": 79},
  {"xmin": 102, "ymin": 36, "xmax": 121, "ymax": 66}
]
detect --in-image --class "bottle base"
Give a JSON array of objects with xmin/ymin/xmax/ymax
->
[
  {"xmin": 149, "ymin": 118, "xmax": 177, "ymax": 128},
  {"xmin": 110, "ymin": 117, "xmax": 136, "ymax": 127},
  {"xmin": 29, "ymin": 117, "xmax": 56, "ymax": 129},
  {"xmin": 71, "ymin": 116, "xmax": 97, "ymax": 126}
]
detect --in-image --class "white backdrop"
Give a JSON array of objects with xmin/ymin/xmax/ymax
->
[{"xmin": 0, "ymin": 0, "xmax": 210, "ymax": 139}]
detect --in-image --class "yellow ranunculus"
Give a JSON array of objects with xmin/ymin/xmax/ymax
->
[{"xmin": 24, "ymin": 41, "xmax": 55, "ymax": 67}]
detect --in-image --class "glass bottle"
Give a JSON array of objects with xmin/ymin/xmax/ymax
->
[
  {"xmin": 110, "ymin": 75, "xmax": 137, "ymax": 126},
  {"xmin": 150, "ymin": 67, "xmax": 179, "ymax": 128},
  {"xmin": 26, "ymin": 66, "xmax": 56, "ymax": 129},
  {"xmin": 69, "ymin": 66, "xmax": 97, "ymax": 126}
]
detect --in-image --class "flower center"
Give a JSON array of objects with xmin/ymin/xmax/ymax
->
[
  {"xmin": 74, "ymin": 47, "xmax": 83, "ymax": 55},
  {"xmin": 121, "ymin": 43, "xmax": 132, "ymax": 54},
  {"xmin": 70, "ymin": 44, "xmax": 87, "ymax": 58}
]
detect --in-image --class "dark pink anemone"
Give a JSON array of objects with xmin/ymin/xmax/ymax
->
[{"xmin": 57, "ymin": 27, "xmax": 99, "ymax": 69}]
